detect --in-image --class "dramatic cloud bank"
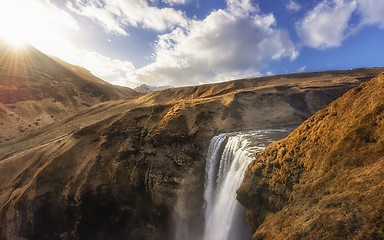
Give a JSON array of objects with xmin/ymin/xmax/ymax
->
[
  {"xmin": 61, "ymin": 0, "xmax": 384, "ymax": 87},
  {"xmin": 134, "ymin": 1, "xmax": 297, "ymax": 86}
]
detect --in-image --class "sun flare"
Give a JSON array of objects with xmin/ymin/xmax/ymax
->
[
  {"xmin": 0, "ymin": 1, "xmax": 33, "ymax": 48},
  {"xmin": 0, "ymin": 0, "xmax": 76, "ymax": 53},
  {"xmin": 4, "ymin": 36, "xmax": 28, "ymax": 48},
  {"xmin": 1, "ymin": 23, "xmax": 29, "ymax": 48}
]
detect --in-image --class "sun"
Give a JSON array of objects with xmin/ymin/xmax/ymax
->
[
  {"xmin": 1, "ymin": 24, "xmax": 29, "ymax": 48},
  {"xmin": 0, "ymin": 0, "xmax": 79, "ymax": 58},
  {"xmin": 0, "ymin": 1, "xmax": 34, "ymax": 48},
  {"xmin": 0, "ymin": 0, "xmax": 81, "ymax": 67},
  {"xmin": 0, "ymin": 0, "xmax": 72, "ymax": 51}
]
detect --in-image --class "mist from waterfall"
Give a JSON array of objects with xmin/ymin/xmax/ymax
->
[{"xmin": 202, "ymin": 129, "xmax": 291, "ymax": 240}]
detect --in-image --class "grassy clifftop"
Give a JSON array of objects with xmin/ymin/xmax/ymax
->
[{"xmin": 238, "ymin": 73, "xmax": 384, "ymax": 239}]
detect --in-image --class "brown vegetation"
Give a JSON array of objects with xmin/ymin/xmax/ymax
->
[
  {"xmin": 238, "ymin": 73, "xmax": 384, "ymax": 239},
  {"xmin": 0, "ymin": 42, "xmax": 140, "ymax": 142}
]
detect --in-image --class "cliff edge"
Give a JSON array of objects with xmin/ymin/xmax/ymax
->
[
  {"xmin": 0, "ymin": 69, "xmax": 382, "ymax": 239},
  {"xmin": 238, "ymin": 73, "xmax": 384, "ymax": 239}
]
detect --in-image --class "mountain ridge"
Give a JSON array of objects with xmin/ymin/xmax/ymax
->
[{"xmin": 0, "ymin": 42, "xmax": 140, "ymax": 142}]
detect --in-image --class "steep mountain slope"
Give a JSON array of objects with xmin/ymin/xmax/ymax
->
[
  {"xmin": 0, "ymin": 42, "xmax": 140, "ymax": 142},
  {"xmin": 238, "ymin": 73, "xmax": 384, "ymax": 239},
  {"xmin": 0, "ymin": 68, "xmax": 382, "ymax": 239}
]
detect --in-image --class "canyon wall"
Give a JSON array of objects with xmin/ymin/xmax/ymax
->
[
  {"xmin": 0, "ymin": 69, "xmax": 382, "ymax": 239},
  {"xmin": 238, "ymin": 73, "xmax": 384, "ymax": 239}
]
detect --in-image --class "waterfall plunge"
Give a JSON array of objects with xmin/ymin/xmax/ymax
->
[
  {"xmin": 172, "ymin": 128, "xmax": 292, "ymax": 240},
  {"xmin": 202, "ymin": 129, "xmax": 291, "ymax": 240}
]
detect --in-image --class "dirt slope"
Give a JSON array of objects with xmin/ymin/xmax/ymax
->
[
  {"xmin": 0, "ymin": 42, "xmax": 140, "ymax": 142},
  {"xmin": 238, "ymin": 73, "xmax": 384, "ymax": 239},
  {"xmin": 0, "ymin": 68, "xmax": 382, "ymax": 239}
]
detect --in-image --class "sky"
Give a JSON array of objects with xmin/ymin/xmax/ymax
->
[{"xmin": 0, "ymin": 0, "xmax": 383, "ymax": 88}]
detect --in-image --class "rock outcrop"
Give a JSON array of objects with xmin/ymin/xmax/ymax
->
[
  {"xmin": 0, "ymin": 42, "xmax": 140, "ymax": 142},
  {"xmin": 238, "ymin": 73, "xmax": 384, "ymax": 239},
  {"xmin": 0, "ymin": 68, "xmax": 382, "ymax": 239}
]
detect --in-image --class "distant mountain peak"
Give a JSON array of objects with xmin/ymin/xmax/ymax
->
[{"xmin": 134, "ymin": 84, "xmax": 172, "ymax": 94}]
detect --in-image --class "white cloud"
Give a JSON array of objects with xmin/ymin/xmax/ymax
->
[
  {"xmin": 357, "ymin": 0, "xmax": 384, "ymax": 28},
  {"xmin": 40, "ymin": 1, "xmax": 79, "ymax": 31},
  {"xmin": 162, "ymin": 0, "xmax": 190, "ymax": 5},
  {"xmin": 296, "ymin": 0, "xmax": 384, "ymax": 49},
  {"xmin": 286, "ymin": 0, "xmax": 301, "ymax": 12},
  {"xmin": 134, "ymin": 2, "xmax": 297, "ymax": 87},
  {"xmin": 297, "ymin": 66, "xmax": 307, "ymax": 72},
  {"xmin": 39, "ymin": 40, "xmax": 138, "ymax": 87},
  {"xmin": 67, "ymin": 1, "xmax": 128, "ymax": 35},
  {"xmin": 67, "ymin": 0, "xmax": 188, "ymax": 34},
  {"xmin": 226, "ymin": 0, "xmax": 258, "ymax": 16},
  {"xmin": 75, "ymin": 51, "xmax": 137, "ymax": 87},
  {"xmin": 140, "ymin": 7, "xmax": 188, "ymax": 32},
  {"xmin": 296, "ymin": 0, "xmax": 357, "ymax": 49}
]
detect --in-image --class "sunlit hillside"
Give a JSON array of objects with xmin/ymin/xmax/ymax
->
[{"xmin": 0, "ymin": 42, "xmax": 140, "ymax": 142}]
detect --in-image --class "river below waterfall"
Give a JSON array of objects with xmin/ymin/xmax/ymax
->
[{"xmin": 174, "ymin": 128, "xmax": 292, "ymax": 240}]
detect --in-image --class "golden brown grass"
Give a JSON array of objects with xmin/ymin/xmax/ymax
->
[{"xmin": 238, "ymin": 73, "xmax": 384, "ymax": 239}]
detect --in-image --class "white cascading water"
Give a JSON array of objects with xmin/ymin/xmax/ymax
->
[{"xmin": 202, "ymin": 129, "xmax": 291, "ymax": 240}]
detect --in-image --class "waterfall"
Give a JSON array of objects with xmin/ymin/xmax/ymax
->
[{"xmin": 202, "ymin": 129, "xmax": 291, "ymax": 240}]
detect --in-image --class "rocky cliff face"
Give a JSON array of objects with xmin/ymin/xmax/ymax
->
[
  {"xmin": 237, "ymin": 73, "xmax": 384, "ymax": 239},
  {"xmin": 0, "ymin": 42, "xmax": 140, "ymax": 142},
  {"xmin": 0, "ymin": 69, "xmax": 382, "ymax": 239}
]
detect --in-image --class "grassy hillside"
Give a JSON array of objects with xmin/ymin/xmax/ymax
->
[
  {"xmin": 0, "ymin": 42, "xmax": 140, "ymax": 142},
  {"xmin": 238, "ymin": 73, "xmax": 384, "ymax": 239}
]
